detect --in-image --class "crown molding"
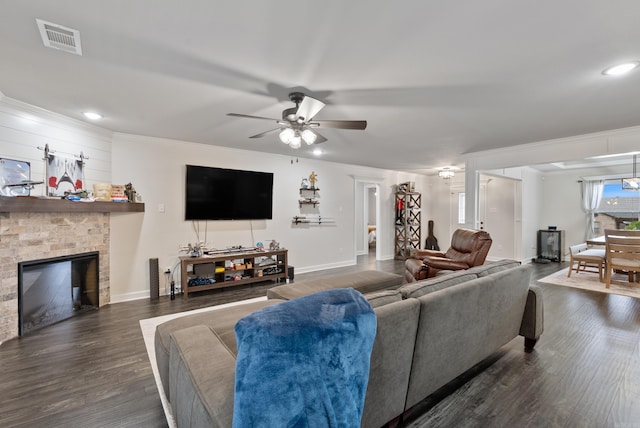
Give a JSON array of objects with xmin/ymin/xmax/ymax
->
[{"xmin": 0, "ymin": 95, "xmax": 113, "ymax": 140}]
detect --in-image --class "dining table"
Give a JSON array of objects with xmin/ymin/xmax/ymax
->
[{"xmin": 586, "ymin": 235, "xmax": 605, "ymax": 246}]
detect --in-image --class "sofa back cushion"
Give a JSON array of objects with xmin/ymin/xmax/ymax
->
[
  {"xmin": 364, "ymin": 289, "xmax": 403, "ymax": 307},
  {"xmin": 466, "ymin": 259, "xmax": 521, "ymax": 277},
  {"xmin": 266, "ymin": 270, "xmax": 403, "ymax": 300},
  {"xmin": 405, "ymin": 265, "xmax": 531, "ymax": 409},
  {"xmin": 398, "ymin": 270, "xmax": 478, "ymax": 299},
  {"xmin": 362, "ymin": 298, "xmax": 420, "ymax": 428}
]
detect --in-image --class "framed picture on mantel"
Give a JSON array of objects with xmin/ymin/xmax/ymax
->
[
  {"xmin": 47, "ymin": 154, "xmax": 83, "ymax": 197},
  {"xmin": 0, "ymin": 158, "xmax": 31, "ymax": 197}
]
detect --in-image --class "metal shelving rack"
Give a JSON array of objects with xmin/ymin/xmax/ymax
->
[{"xmin": 394, "ymin": 185, "xmax": 421, "ymax": 259}]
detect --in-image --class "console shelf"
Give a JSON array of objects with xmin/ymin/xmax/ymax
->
[{"xmin": 179, "ymin": 249, "xmax": 288, "ymax": 299}]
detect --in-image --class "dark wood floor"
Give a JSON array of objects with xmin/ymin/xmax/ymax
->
[{"xmin": 1, "ymin": 256, "xmax": 639, "ymax": 427}]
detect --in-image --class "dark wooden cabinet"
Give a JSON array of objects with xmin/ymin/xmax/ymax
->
[
  {"xmin": 537, "ymin": 230, "xmax": 563, "ymax": 262},
  {"xmin": 180, "ymin": 249, "xmax": 288, "ymax": 299}
]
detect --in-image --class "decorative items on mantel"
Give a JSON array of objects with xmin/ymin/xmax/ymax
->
[{"xmin": 1, "ymin": 144, "xmax": 143, "ymax": 212}]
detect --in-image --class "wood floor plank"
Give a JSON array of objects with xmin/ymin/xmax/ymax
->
[{"xmin": 2, "ymin": 258, "xmax": 640, "ymax": 427}]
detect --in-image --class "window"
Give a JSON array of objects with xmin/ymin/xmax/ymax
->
[
  {"xmin": 596, "ymin": 179, "xmax": 640, "ymax": 230},
  {"xmin": 458, "ymin": 192, "xmax": 465, "ymax": 224}
]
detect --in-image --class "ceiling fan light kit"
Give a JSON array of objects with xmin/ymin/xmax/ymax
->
[
  {"xmin": 622, "ymin": 154, "xmax": 640, "ymax": 190},
  {"xmin": 602, "ymin": 61, "xmax": 640, "ymax": 76},
  {"xmin": 279, "ymin": 128, "xmax": 295, "ymax": 144},
  {"xmin": 438, "ymin": 168, "xmax": 455, "ymax": 179},
  {"xmin": 228, "ymin": 92, "xmax": 366, "ymax": 149}
]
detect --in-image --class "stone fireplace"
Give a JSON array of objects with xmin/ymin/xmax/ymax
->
[{"xmin": 0, "ymin": 211, "xmax": 110, "ymax": 343}]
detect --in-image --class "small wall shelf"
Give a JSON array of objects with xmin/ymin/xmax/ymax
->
[
  {"xmin": 300, "ymin": 187, "xmax": 319, "ymax": 195},
  {"xmin": 298, "ymin": 187, "xmax": 319, "ymax": 207},
  {"xmin": 298, "ymin": 199, "xmax": 320, "ymax": 207},
  {"xmin": 292, "ymin": 215, "xmax": 334, "ymax": 225}
]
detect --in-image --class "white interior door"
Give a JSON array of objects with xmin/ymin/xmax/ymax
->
[{"xmin": 479, "ymin": 174, "xmax": 521, "ymax": 260}]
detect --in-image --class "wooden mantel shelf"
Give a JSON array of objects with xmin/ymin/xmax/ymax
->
[{"xmin": 0, "ymin": 196, "xmax": 145, "ymax": 213}]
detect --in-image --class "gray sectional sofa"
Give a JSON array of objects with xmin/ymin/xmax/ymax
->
[{"xmin": 154, "ymin": 259, "xmax": 543, "ymax": 427}]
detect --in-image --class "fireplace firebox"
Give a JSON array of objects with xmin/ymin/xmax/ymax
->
[{"xmin": 18, "ymin": 252, "xmax": 99, "ymax": 336}]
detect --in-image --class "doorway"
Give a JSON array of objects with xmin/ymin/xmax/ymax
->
[
  {"xmin": 365, "ymin": 185, "xmax": 378, "ymax": 256},
  {"xmin": 478, "ymin": 174, "xmax": 522, "ymax": 260},
  {"xmin": 354, "ymin": 179, "xmax": 382, "ymax": 260}
]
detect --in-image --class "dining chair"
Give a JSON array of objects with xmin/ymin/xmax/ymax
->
[
  {"xmin": 567, "ymin": 243, "xmax": 606, "ymax": 282},
  {"xmin": 604, "ymin": 229, "xmax": 640, "ymax": 288}
]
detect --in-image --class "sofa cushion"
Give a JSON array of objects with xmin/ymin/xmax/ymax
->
[
  {"xmin": 466, "ymin": 259, "xmax": 521, "ymax": 277},
  {"xmin": 266, "ymin": 270, "xmax": 403, "ymax": 300},
  {"xmin": 362, "ymin": 298, "xmax": 420, "ymax": 428},
  {"xmin": 169, "ymin": 325, "xmax": 237, "ymax": 428},
  {"xmin": 398, "ymin": 270, "xmax": 478, "ymax": 299},
  {"xmin": 364, "ymin": 289, "xmax": 403, "ymax": 307},
  {"xmin": 154, "ymin": 298, "xmax": 281, "ymax": 400}
]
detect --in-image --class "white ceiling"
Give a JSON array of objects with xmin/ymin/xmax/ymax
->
[{"xmin": 1, "ymin": 1, "xmax": 640, "ymax": 174}]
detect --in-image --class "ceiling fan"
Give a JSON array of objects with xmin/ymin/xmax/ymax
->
[{"xmin": 227, "ymin": 92, "xmax": 367, "ymax": 148}]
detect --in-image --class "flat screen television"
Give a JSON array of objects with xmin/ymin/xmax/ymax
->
[{"xmin": 185, "ymin": 165, "xmax": 274, "ymax": 220}]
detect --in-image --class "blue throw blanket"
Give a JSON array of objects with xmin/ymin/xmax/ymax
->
[{"xmin": 233, "ymin": 288, "xmax": 377, "ymax": 428}]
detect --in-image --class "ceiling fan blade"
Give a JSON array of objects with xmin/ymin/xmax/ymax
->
[
  {"xmin": 312, "ymin": 120, "xmax": 367, "ymax": 130},
  {"xmin": 295, "ymin": 96, "xmax": 326, "ymax": 122},
  {"xmin": 249, "ymin": 128, "xmax": 281, "ymax": 138},
  {"xmin": 227, "ymin": 113, "xmax": 279, "ymax": 121},
  {"xmin": 312, "ymin": 131, "xmax": 328, "ymax": 144}
]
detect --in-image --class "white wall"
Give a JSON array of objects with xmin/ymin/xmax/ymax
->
[
  {"xmin": 110, "ymin": 134, "xmax": 426, "ymax": 301},
  {"xmin": 423, "ymin": 174, "xmax": 465, "ymax": 250},
  {"xmin": 0, "ymin": 96, "xmax": 427, "ymax": 303},
  {"xmin": 480, "ymin": 167, "xmax": 542, "ymax": 262},
  {"xmin": 4, "ymin": 93, "xmax": 638, "ymax": 302},
  {"xmin": 539, "ymin": 165, "xmax": 630, "ymax": 260},
  {"xmin": 0, "ymin": 97, "xmax": 112, "ymax": 191}
]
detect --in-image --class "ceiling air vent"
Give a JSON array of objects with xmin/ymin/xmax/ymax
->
[{"xmin": 36, "ymin": 19, "xmax": 82, "ymax": 56}]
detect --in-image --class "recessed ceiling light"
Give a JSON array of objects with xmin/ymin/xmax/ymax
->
[
  {"xmin": 83, "ymin": 111, "xmax": 103, "ymax": 120},
  {"xmin": 602, "ymin": 61, "xmax": 640, "ymax": 76},
  {"xmin": 313, "ymin": 148, "xmax": 322, "ymax": 156}
]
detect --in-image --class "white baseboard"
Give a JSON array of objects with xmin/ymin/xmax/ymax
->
[
  {"xmin": 110, "ymin": 290, "xmax": 149, "ymax": 303},
  {"xmin": 294, "ymin": 259, "xmax": 357, "ymax": 275}
]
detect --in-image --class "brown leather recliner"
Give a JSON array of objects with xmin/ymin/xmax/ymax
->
[{"xmin": 404, "ymin": 228, "xmax": 492, "ymax": 282}]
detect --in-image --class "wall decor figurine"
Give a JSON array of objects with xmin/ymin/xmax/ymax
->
[
  {"xmin": 309, "ymin": 171, "xmax": 318, "ymax": 188},
  {"xmin": 301, "ymin": 178, "xmax": 309, "ymax": 189}
]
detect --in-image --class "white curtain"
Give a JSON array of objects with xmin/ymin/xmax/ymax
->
[{"xmin": 581, "ymin": 180, "xmax": 604, "ymax": 239}]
